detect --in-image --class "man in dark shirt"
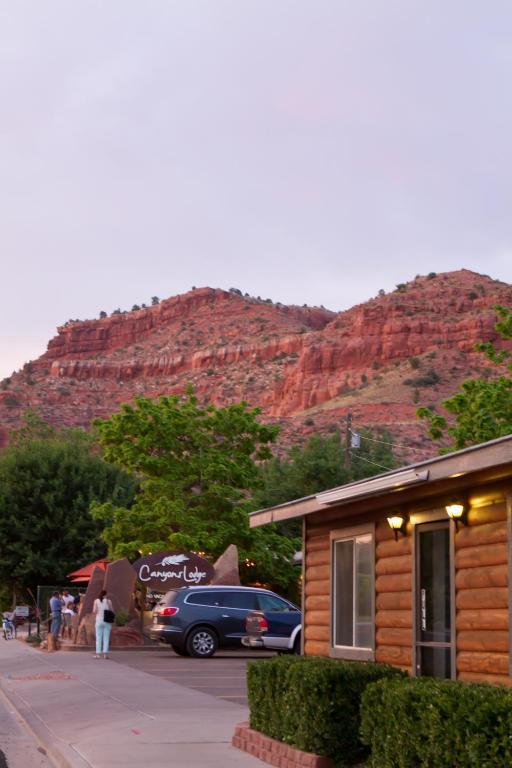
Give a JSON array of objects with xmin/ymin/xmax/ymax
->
[{"xmin": 49, "ymin": 591, "xmax": 63, "ymax": 636}]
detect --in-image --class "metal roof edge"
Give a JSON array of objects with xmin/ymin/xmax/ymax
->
[{"xmin": 249, "ymin": 433, "xmax": 512, "ymax": 527}]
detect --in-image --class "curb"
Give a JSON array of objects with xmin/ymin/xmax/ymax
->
[
  {"xmin": 232, "ymin": 722, "xmax": 333, "ymax": 768},
  {"xmin": 0, "ymin": 680, "xmax": 91, "ymax": 768}
]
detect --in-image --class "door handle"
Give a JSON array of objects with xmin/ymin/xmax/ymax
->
[
  {"xmin": 221, "ymin": 614, "xmax": 230, "ymax": 618},
  {"xmin": 421, "ymin": 588, "xmax": 427, "ymax": 631}
]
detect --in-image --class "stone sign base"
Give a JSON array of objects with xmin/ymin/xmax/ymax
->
[{"xmin": 232, "ymin": 722, "xmax": 333, "ymax": 768}]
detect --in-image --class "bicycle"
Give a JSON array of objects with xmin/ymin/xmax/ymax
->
[{"xmin": 2, "ymin": 615, "xmax": 15, "ymax": 640}]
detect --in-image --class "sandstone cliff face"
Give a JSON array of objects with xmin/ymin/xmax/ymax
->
[{"xmin": 1, "ymin": 272, "xmax": 511, "ymax": 458}]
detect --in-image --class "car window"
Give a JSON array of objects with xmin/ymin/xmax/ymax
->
[
  {"xmin": 186, "ymin": 592, "xmax": 222, "ymax": 606},
  {"xmin": 257, "ymin": 594, "xmax": 294, "ymax": 612},
  {"xmin": 222, "ymin": 592, "xmax": 258, "ymax": 610}
]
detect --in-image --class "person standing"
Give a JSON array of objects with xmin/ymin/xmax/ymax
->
[
  {"xmin": 93, "ymin": 590, "xmax": 114, "ymax": 659},
  {"xmin": 49, "ymin": 591, "xmax": 63, "ymax": 638},
  {"xmin": 60, "ymin": 590, "xmax": 75, "ymax": 639}
]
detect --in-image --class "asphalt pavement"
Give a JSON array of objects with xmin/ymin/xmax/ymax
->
[{"xmin": 108, "ymin": 647, "xmax": 274, "ymax": 706}]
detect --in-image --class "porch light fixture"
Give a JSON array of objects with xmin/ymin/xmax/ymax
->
[
  {"xmin": 445, "ymin": 499, "xmax": 467, "ymax": 531},
  {"xmin": 387, "ymin": 514, "xmax": 407, "ymax": 541}
]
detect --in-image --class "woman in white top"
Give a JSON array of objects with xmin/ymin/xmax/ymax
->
[{"xmin": 93, "ymin": 589, "xmax": 114, "ymax": 659}]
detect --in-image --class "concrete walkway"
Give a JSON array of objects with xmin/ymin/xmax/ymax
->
[{"xmin": 0, "ymin": 641, "xmax": 260, "ymax": 768}]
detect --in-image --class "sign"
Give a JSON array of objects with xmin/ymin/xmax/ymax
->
[
  {"xmin": 132, "ymin": 551, "xmax": 214, "ymax": 592},
  {"xmin": 14, "ymin": 605, "xmax": 29, "ymax": 617}
]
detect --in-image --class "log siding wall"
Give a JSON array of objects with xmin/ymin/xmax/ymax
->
[
  {"xmin": 455, "ymin": 496, "xmax": 509, "ymax": 686},
  {"xmin": 375, "ymin": 521, "xmax": 413, "ymax": 673},
  {"xmin": 303, "ymin": 484, "xmax": 510, "ymax": 684}
]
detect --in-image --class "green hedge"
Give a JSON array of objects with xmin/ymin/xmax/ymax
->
[
  {"xmin": 247, "ymin": 656, "xmax": 405, "ymax": 766},
  {"xmin": 247, "ymin": 654, "xmax": 301, "ymax": 739},
  {"xmin": 361, "ymin": 676, "xmax": 512, "ymax": 768}
]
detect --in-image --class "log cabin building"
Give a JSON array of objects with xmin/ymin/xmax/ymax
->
[{"xmin": 250, "ymin": 435, "xmax": 512, "ymax": 685}]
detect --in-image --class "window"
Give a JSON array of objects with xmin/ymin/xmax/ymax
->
[
  {"xmin": 332, "ymin": 527, "xmax": 374, "ymax": 660},
  {"xmin": 185, "ymin": 592, "xmax": 223, "ymax": 606},
  {"xmin": 222, "ymin": 591, "xmax": 258, "ymax": 610},
  {"xmin": 257, "ymin": 594, "xmax": 295, "ymax": 612}
]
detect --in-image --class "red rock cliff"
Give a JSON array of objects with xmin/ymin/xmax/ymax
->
[{"xmin": 1, "ymin": 272, "xmax": 510, "ymax": 458}]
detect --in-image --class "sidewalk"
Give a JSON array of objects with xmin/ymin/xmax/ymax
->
[{"xmin": 0, "ymin": 640, "xmax": 260, "ymax": 768}]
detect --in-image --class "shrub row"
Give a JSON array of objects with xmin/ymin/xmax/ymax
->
[
  {"xmin": 247, "ymin": 656, "xmax": 405, "ymax": 767},
  {"xmin": 360, "ymin": 676, "xmax": 512, "ymax": 768}
]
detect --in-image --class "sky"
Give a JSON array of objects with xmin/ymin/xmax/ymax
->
[{"xmin": 1, "ymin": 1, "xmax": 512, "ymax": 379}]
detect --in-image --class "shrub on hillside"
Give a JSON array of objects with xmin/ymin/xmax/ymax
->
[
  {"xmin": 404, "ymin": 368, "xmax": 440, "ymax": 387},
  {"xmin": 360, "ymin": 676, "xmax": 512, "ymax": 768}
]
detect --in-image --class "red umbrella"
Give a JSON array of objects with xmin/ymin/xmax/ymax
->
[{"xmin": 66, "ymin": 559, "xmax": 110, "ymax": 583}]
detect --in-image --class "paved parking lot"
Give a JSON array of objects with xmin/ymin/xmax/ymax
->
[{"xmin": 109, "ymin": 648, "xmax": 275, "ymax": 706}]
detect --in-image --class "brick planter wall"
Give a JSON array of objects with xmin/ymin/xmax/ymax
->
[{"xmin": 232, "ymin": 722, "xmax": 333, "ymax": 768}]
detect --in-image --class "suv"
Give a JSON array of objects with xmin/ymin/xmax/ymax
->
[
  {"xmin": 242, "ymin": 608, "xmax": 302, "ymax": 654},
  {"xmin": 150, "ymin": 585, "xmax": 300, "ymax": 658}
]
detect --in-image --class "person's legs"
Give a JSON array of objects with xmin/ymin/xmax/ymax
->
[
  {"xmin": 95, "ymin": 622, "xmax": 103, "ymax": 656},
  {"xmin": 50, "ymin": 614, "xmax": 61, "ymax": 636},
  {"xmin": 102, "ymin": 622, "xmax": 112, "ymax": 657}
]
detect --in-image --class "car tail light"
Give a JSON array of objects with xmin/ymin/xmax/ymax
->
[
  {"xmin": 160, "ymin": 607, "xmax": 179, "ymax": 616},
  {"xmin": 257, "ymin": 615, "xmax": 269, "ymax": 632}
]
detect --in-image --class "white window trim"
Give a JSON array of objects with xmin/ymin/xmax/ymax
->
[{"xmin": 330, "ymin": 522, "xmax": 375, "ymax": 661}]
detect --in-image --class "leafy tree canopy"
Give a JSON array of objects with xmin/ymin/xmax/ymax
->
[
  {"xmin": 0, "ymin": 412, "xmax": 137, "ymax": 601},
  {"xmin": 93, "ymin": 393, "xmax": 298, "ymax": 593},
  {"xmin": 253, "ymin": 430, "xmax": 398, "ymax": 537},
  {"xmin": 418, "ymin": 306, "xmax": 512, "ymax": 451}
]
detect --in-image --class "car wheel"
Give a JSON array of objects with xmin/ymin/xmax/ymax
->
[
  {"xmin": 186, "ymin": 626, "xmax": 218, "ymax": 658},
  {"xmin": 171, "ymin": 644, "xmax": 190, "ymax": 657},
  {"xmin": 293, "ymin": 633, "xmax": 301, "ymax": 655}
]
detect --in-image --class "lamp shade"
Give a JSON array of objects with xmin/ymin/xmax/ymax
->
[
  {"xmin": 445, "ymin": 502, "xmax": 465, "ymax": 519},
  {"xmin": 387, "ymin": 515, "xmax": 405, "ymax": 531}
]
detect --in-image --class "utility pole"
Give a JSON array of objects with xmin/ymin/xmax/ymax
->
[{"xmin": 344, "ymin": 412, "xmax": 352, "ymax": 470}]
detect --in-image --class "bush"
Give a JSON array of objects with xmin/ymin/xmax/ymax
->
[
  {"xmin": 361, "ymin": 676, "xmax": 512, "ymax": 768},
  {"xmin": 25, "ymin": 634, "xmax": 42, "ymax": 645},
  {"xmin": 247, "ymin": 655, "xmax": 300, "ymax": 739},
  {"xmin": 404, "ymin": 368, "xmax": 440, "ymax": 387},
  {"xmin": 247, "ymin": 656, "xmax": 405, "ymax": 766},
  {"xmin": 115, "ymin": 609, "xmax": 130, "ymax": 627}
]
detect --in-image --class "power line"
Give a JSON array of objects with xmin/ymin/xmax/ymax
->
[
  {"xmin": 350, "ymin": 451, "xmax": 393, "ymax": 472},
  {"xmin": 351, "ymin": 430, "xmax": 426, "ymax": 453}
]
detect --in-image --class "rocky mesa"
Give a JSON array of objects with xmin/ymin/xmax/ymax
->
[{"xmin": 1, "ymin": 270, "xmax": 511, "ymax": 460}]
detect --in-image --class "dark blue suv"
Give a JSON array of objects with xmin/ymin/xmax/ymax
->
[{"xmin": 150, "ymin": 585, "xmax": 300, "ymax": 657}]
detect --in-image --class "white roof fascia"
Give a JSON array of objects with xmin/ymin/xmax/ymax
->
[{"xmin": 316, "ymin": 468, "xmax": 429, "ymax": 505}]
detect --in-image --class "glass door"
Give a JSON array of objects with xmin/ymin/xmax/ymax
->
[{"xmin": 415, "ymin": 521, "xmax": 454, "ymax": 679}]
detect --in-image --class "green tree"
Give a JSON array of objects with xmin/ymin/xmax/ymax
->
[
  {"xmin": 253, "ymin": 430, "xmax": 398, "ymax": 537},
  {"xmin": 418, "ymin": 305, "xmax": 512, "ymax": 450},
  {"xmin": 93, "ymin": 393, "xmax": 299, "ymax": 592},
  {"xmin": 0, "ymin": 416, "xmax": 136, "ymax": 602}
]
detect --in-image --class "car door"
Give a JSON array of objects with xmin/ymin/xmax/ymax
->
[
  {"xmin": 217, "ymin": 591, "xmax": 259, "ymax": 644},
  {"xmin": 256, "ymin": 593, "xmax": 301, "ymax": 648}
]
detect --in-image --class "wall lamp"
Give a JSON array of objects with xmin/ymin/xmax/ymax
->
[
  {"xmin": 445, "ymin": 499, "xmax": 467, "ymax": 531},
  {"xmin": 387, "ymin": 514, "xmax": 407, "ymax": 541}
]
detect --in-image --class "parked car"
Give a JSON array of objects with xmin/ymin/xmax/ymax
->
[
  {"xmin": 150, "ymin": 585, "xmax": 300, "ymax": 658},
  {"xmin": 242, "ymin": 602, "xmax": 302, "ymax": 654}
]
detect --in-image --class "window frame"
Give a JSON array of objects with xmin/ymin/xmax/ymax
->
[{"xmin": 330, "ymin": 523, "xmax": 376, "ymax": 661}]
